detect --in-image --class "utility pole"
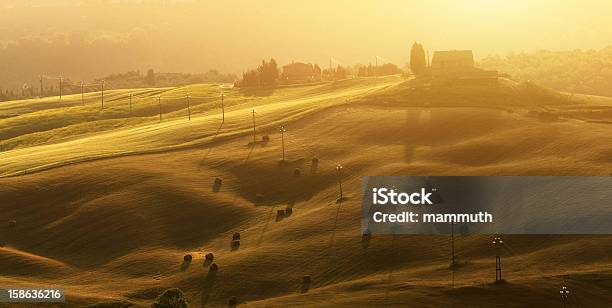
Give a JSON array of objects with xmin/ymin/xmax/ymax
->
[
  {"xmin": 279, "ymin": 126, "xmax": 286, "ymax": 161},
  {"xmin": 375, "ymin": 56, "xmax": 378, "ymax": 79},
  {"xmin": 81, "ymin": 81, "xmax": 84, "ymax": 105},
  {"xmin": 58, "ymin": 76, "xmax": 63, "ymax": 101},
  {"xmin": 450, "ymin": 218, "xmax": 457, "ymax": 267},
  {"xmin": 187, "ymin": 94, "xmax": 191, "ymax": 120},
  {"xmin": 129, "ymin": 93, "xmax": 132, "ymax": 114},
  {"xmin": 39, "ymin": 76, "xmax": 43, "ymax": 98},
  {"xmin": 101, "ymin": 80, "xmax": 105, "ymax": 109},
  {"xmin": 448, "ymin": 216, "xmax": 457, "ymax": 289},
  {"xmin": 336, "ymin": 164, "xmax": 343, "ymax": 200},
  {"xmin": 158, "ymin": 96, "xmax": 162, "ymax": 122},
  {"xmin": 251, "ymin": 108, "xmax": 256, "ymax": 143},
  {"xmin": 493, "ymin": 236, "xmax": 503, "ymax": 282},
  {"xmin": 220, "ymin": 91, "xmax": 225, "ymax": 122},
  {"xmin": 560, "ymin": 285, "xmax": 570, "ymax": 308}
]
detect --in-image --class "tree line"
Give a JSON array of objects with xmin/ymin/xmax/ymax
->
[
  {"xmin": 479, "ymin": 47, "xmax": 612, "ymax": 97},
  {"xmin": 237, "ymin": 59, "xmax": 280, "ymax": 87},
  {"xmin": 237, "ymin": 58, "xmax": 403, "ymax": 87},
  {"xmin": 357, "ymin": 63, "xmax": 402, "ymax": 77}
]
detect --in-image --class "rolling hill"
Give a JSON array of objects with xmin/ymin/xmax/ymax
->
[{"xmin": 1, "ymin": 75, "xmax": 612, "ymax": 307}]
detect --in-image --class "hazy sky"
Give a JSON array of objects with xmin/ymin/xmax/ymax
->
[{"xmin": 1, "ymin": 0, "xmax": 611, "ymax": 75}]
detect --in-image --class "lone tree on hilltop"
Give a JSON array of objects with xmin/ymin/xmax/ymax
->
[{"xmin": 410, "ymin": 42, "xmax": 427, "ymax": 76}]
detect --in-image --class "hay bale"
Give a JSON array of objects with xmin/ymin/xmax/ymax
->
[
  {"xmin": 209, "ymin": 263, "xmax": 218, "ymax": 272},
  {"xmin": 285, "ymin": 206, "xmax": 293, "ymax": 216},
  {"xmin": 255, "ymin": 193, "xmax": 264, "ymax": 202},
  {"xmin": 231, "ymin": 240, "xmax": 241, "ymax": 250},
  {"xmin": 262, "ymin": 135, "xmax": 270, "ymax": 142},
  {"xmin": 7, "ymin": 220, "xmax": 16, "ymax": 229},
  {"xmin": 362, "ymin": 230, "xmax": 371, "ymax": 240},
  {"xmin": 205, "ymin": 253, "xmax": 214, "ymax": 262},
  {"xmin": 362, "ymin": 231, "xmax": 372, "ymax": 242},
  {"xmin": 183, "ymin": 254, "xmax": 192, "ymax": 262},
  {"xmin": 228, "ymin": 296, "xmax": 237, "ymax": 308},
  {"xmin": 276, "ymin": 210, "xmax": 285, "ymax": 220},
  {"xmin": 361, "ymin": 229, "xmax": 372, "ymax": 248},
  {"xmin": 232, "ymin": 232, "xmax": 241, "ymax": 241},
  {"xmin": 213, "ymin": 178, "xmax": 223, "ymax": 192},
  {"xmin": 301, "ymin": 275, "xmax": 312, "ymax": 293},
  {"xmin": 293, "ymin": 168, "xmax": 301, "ymax": 176}
]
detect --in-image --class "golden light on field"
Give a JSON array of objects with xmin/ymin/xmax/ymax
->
[{"xmin": 1, "ymin": 1, "xmax": 612, "ymax": 307}]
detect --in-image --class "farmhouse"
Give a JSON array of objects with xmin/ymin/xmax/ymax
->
[
  {"xmin": 431, "ymin": 50, "xmax": 475, "ymax": 77},
  {"xmin": 430, "ymin": 50, "xmax": 498, "ymax": 85},
  {"xmin": 281, "ymin": 61, "xmax": 321, "ymax": 84}
]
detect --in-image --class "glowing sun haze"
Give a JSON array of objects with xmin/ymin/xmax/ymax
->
[{"xmin": 0, "ymin": 0, "xmax": 610, "ymax": 73}]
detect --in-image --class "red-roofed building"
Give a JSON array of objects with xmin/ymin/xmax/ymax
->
[{"xmin": 281, "ymin": 61, "xmax": 321, "ymax": 83}]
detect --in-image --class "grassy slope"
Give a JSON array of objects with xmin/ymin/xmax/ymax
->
[
  {"xmin": 1, "ymin": 76, "xmax": 612, "ymax": 307},
  {"xmin": 0, "ymin": 78, "xmax": 396, "ymax": 177}
]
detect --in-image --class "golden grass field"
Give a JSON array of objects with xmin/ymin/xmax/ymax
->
[{"xmin": 1, "ymin": 75, "xmax": 612, "ymax": 307}]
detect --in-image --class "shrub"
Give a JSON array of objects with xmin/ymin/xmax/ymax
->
[
  {"xmin": 151, "ymin": 288, "xmax": 188, "ymax": 308},
  {"xmin": 183, "ymin": 254, "xmax": 192, "ymax": 262},
  {"xmin": 7, "ymin": 220, "xmax": 16, "ymax": 229}
]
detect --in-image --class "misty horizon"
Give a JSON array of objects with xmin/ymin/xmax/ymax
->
[{"xmin": 1, "ymin": 0, "xmax": 611, "ymax": 90}]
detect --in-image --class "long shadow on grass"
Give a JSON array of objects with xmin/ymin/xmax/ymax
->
[
  {"xmin": 200, "ymin": 270, "xmax": 217, "ymax": 307},
  {"xmin": 201, "ymin": 120, "xmax": 225, "ymax": 164},
  {"xmin": 384, "ymin": 234, "xmax": 397, "ymax": 307},
  {"xmin": 327, "ymin": 197, "xmax": 344, "ymax": 257},
  {"xmin": 256, "ymin": 205, "xmax": 276, "ymax": 248}
]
